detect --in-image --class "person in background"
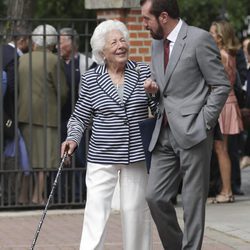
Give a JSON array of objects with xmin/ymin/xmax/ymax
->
[
  {"xmin": 2, "ymin": 27, "xmax": 29, "ymax": 141},
  {"xmin": 2, "ymin": 28, "xmax": 29, "ymax": 96},
  {"xmin": 58, "ymin": 28, "xmax": 93, "ymax": 203},
  {"xmin": 209, "ymin": 20, "xmax": 243, "ymax": 203},
  {"xmin": 246, "ymin": 41, "xmax": 250, "ymax": 114},
  {"xmin": 247, "ymin": 41, "xmax": 250, "ymax": 102},
  {"xmin": 241, "ymin": 40, "xmax": 250, "ymax": 169},
  {"xmin": 18, "ymin": 24, "xmax": 68, "ymax": 205},
  {"xmin": 242, "ymin": 37, "xmax": 250, "ymax": 68},
  {"xmin": 234, "ymin": 42, "xmax": 248, "ymax": 109},
  {"xmin": 140, "ymin": 0, "xmax": 230, "ymax": 249},
  {"xmin": 229, "ymin": 38, "xmax": 247, "ymax": 196},
  {"xmin": 59, "ymin": 27, "xmax": 93, "ymax": 130},
  {"xmin": 1, "ymin": 28, "xmax": 30, "ymax": 205},
  {"xmin": 2, "ymin": 71, "xmax": 7, "ymax": 96},
  {"xmin": 61, "ymin": 19, "xmax": 157, "ymax": 250},
  {"xmin": 211, "ymin": 19, "xmax": 248, "ymax": 198},
  {"xmin": 0, "ymin": 71, "xmax": 7, "ymax": 180}
]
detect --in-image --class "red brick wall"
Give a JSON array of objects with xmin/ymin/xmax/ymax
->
[{"xmin": 97, "ymin": 9, "xmax": 152, "ymax": 63}]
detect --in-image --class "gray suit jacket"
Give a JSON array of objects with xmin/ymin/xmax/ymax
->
[{"xmin": 149, "ymin": 21, "xmax": 231, "ymax": 150}]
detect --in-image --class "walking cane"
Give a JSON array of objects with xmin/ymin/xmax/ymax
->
[{"xmin": 30, "ymin": 152, "xmax": 68, "ymax": 250}]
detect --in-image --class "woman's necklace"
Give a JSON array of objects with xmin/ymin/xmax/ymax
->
[
  {"xmin": 109, "ymin": 71, "xmax": 124, "ymax": 90},
  {"xmin": 115, "ymin": 80, "xmax": 123, "ymax": 90}
]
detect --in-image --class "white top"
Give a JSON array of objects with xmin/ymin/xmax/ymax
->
[{"xmin": 167, "ymin": 19, "xmax": 183, "ymax": 56}]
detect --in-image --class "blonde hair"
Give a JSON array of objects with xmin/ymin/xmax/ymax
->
[{"xmin": 211, "ymin": 20, "xmax": 240, "ymax": 56}]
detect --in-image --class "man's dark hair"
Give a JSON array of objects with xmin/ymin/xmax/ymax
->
[
  {"xmin": 11, "ymin": 27, "xmax": 29, "ymax": 42},
  {"xmin": 140, "ymin": 0, "xmax": 180, "ymax": 19}
]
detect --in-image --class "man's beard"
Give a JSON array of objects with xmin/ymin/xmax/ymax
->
[{"xmin": 149, "ymin": 22, "xmax": 164, "ymax": 40}]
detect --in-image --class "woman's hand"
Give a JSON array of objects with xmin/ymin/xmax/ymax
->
[
  {"xmin": 61, "ymin": 140, "xmax": 78, "ymax": 165},
  {"xmin": 144, "ymin": 78, "xmax": 159, "ymax": 94}
]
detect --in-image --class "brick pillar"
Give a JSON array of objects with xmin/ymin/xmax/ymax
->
[{"xmin": 96, "ymin": 9, "xmax": 152, "ymax": 63}]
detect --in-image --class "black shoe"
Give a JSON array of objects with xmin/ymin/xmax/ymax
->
[{"xmin": 232, "ymin": 187, "xmax": 244, "ymax": 196}]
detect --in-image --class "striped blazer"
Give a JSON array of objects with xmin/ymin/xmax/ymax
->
[{"xmin": 67, "ymin": 60, "xmax": 157, "ymax": 165}]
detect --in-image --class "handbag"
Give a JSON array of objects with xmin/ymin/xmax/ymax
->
[
  {"xmin": 3, "ymin": 111, "xmax": 15, "ymax": 140},
  {"xmin": 139, "ymin": 117, "xmax": 157, "ymax": 173}
]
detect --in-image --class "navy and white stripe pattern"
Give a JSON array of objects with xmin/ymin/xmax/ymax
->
[{"xmin": 67, "ymin": 60, "xmax": 157, "ymax": 165}]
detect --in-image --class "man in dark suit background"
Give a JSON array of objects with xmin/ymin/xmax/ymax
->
[
  {"xmin": 2, "ymin": 28, "xmax": 29, "ymax": 141},
  {"xmin": 58, "ymin": 27, "xmax": 93, "ymax": 203},
  {"xmin": 140, "ymin": 0, "xmax": 230, "ymax": 249},
  {"xmin": 228, "ymin": 48, "xmax": 247, "ymax": 196},
  {"xmin": 1, "ymin": 28, "xmax": 29, "ymax": 204},
  {"xmin": 3, "ymin": 28, "xmax": 29, "ymax": 93}
]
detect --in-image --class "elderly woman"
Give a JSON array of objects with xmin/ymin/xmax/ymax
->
[
  {"xmin": 61, "ymin": 20, "xmax": 157, "ymax": 250},
  {"xmin": 18, "ymin": 24, "xmax": 68, "ymax": 205}
]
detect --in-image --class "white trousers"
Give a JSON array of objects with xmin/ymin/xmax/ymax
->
[{"xmin": 79, "ymin": 161, "xmax": 152, "ymax": 250}]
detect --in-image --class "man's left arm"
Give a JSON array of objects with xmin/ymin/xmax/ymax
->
[{"xmin": 196, "ymin": 32, "xmax": 231, "ymax": 130}]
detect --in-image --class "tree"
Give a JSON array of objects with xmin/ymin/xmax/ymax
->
[
  {"xmin": 179, "ymin": 0, "xmax": 249, "ymax": 39},
  {"xmin": 35, "ymin": 0, "xmax": 95, "ymax": 19},
  {"xmin": 1, "ymin": 0, "xmax": 249, "ymax": 39},
  {"xmin": 33, "ymin": 0, "xmax": 96, "ymax": 53},
  {"xmin": 0, "ymin": 0, "xmax": 7, "ymax": 17},
  {"xmin": 7, "ymin": 0, "xmax": 34, "ymax": 19},
  {"xmin": 2, "ymin": 0, "xmax": 35, "ymax": 41}
]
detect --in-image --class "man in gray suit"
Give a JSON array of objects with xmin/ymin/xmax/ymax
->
[{"xmin": 140, "ymin": 0, "xmax": 231, "ymax": 249}]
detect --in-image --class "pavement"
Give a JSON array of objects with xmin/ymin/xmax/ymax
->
[{"xmin": 0, "ymin": 168, "xmax": 250, "ymax": 250}]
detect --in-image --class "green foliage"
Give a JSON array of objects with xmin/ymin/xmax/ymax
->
[
  {"xmin": 33, "ymin": 0, "xmax": 97, "ymax": 53},
  {"xmin": 0, "ymin": 0, "xmax": 7, "ymax": 17},
  {"xmin": 178, "ymin": 0, "xmax": 249, "ymax": 39},
  {"xmin": 34, "ymin": 0, "xmax": 95, "ymax": 19},
  {"xmin": 1, "ymin": 0, "xmax": 249, "ymax": 39}
]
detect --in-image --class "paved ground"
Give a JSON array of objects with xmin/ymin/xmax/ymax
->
[{"xmin": 0, "ymin": 167, "xmax": 250, "ymax": 250}]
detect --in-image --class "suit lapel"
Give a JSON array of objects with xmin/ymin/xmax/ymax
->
[
  {"xmin": 153, "ymin": 41, "xmax": 166, "ymax": 88},
  {"xmin": 163, "ymin": 22, "xmax": 188, "ymax": 92},
  {"xmin": 123, "ymin": 60, "xmax": 139, "ymax": 104},
  {"xmin": 95, "ymin": 60, "xmax": 139, "ymax": 105},
  {"xmin": 96, "ymin": 64, "xmax": 122, "ymax": 105}
]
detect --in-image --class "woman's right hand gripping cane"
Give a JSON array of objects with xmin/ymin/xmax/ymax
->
[{"xmin": 61, "ymin": 140, "xmax": 78, "ymax": 165}]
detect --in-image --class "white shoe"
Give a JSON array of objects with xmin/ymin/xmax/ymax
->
[{"xmin": 240, "ymin": 156, "xmax": 250, "ymax": 169}]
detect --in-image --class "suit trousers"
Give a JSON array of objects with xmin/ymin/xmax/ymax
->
[
  {"xmin": 146, "ymin": 126, "xmax": 213, "ymax": 250},
  {"xmin": 79, "ymin": 161, "xmax": 152, "ymax": 250}
]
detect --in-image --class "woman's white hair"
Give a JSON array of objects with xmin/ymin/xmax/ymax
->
[
  {"xmin": 90, "ymin": 20, "xmax": 129, "ymax": 65},
  {"xmin": 32, "ymin": 24, "xmax": 58, "ymax": 47}
]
